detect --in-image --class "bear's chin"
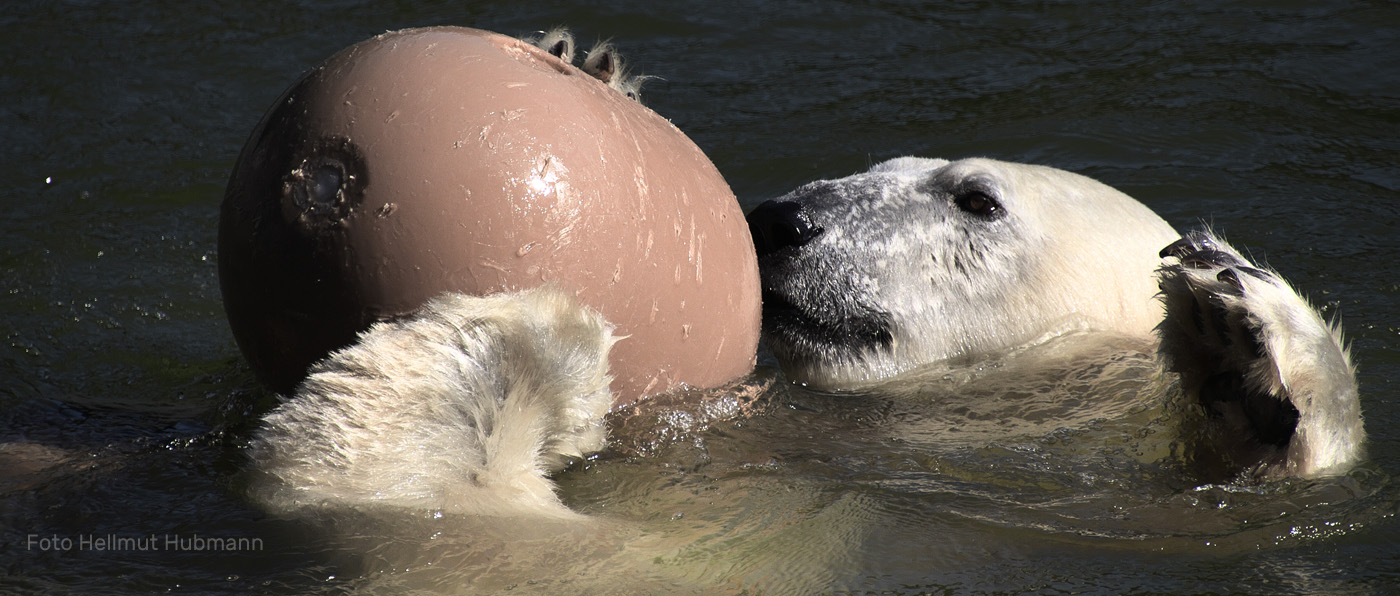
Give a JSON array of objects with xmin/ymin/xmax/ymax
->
[{"xmin": 761, "ymin": 294, "xmax": 902, "ymax": 388}]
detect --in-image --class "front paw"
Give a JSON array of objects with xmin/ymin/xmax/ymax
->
[
  {"xmin": 1155, "ymin": 229, "xmax": 1363, "ymax": 478},
  {"xmin": 1156, "ymin": 230, "xmax": 1275, "ymax": 373}
]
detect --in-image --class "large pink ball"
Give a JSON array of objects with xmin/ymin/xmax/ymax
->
[{"xmin": 219, "ymin": 27, "xmax": 760, "ymax": 404}]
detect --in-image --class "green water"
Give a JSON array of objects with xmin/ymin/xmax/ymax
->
[{"xmin": 3, "ymin": 1, "xmax": 1398, "ymax": 594}]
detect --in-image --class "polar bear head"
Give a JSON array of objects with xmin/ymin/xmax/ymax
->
[{"xmin": 747, "ymin": 157, "xmax": 1180, "ymax": 388}]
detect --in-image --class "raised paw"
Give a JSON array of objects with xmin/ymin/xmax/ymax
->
[
  {"xmin": 1157, "ymin": 231, "xmax": 1273, "ymax": 370},
  {"xmin": 1156, "ymin": 229, "xmax": 1362, "ymax": 479},
  {"xmin": 525, "ymin": 28, "xmax": 651, "ymax": 102}
]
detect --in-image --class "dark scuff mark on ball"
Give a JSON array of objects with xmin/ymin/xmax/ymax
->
[{"xmin": 282, "ymin": 136, "xmax": 369, "ymax": 230}]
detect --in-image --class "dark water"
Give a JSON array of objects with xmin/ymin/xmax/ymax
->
[{"xmin": 3, "ymin": 1, "xmax": 1398, "ymax": 594}]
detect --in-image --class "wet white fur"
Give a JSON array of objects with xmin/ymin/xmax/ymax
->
[
  {"xmin": 763, "ymin": 157, "xmax": 1363, "ymax": 477},
  {"xmin": 533, "ymin": 27, "xmax": 575, "ymax": 63},
  {"xmin": 874, "ymin": 157, "xmax": 1181, "ymax": 361},
  {"xmin": 764, "ymin": 157, "xmax": 1180, "ymax": 386},
  {"xmin": 1157, "ymin": 232, "xmax": 1363, "ymax": 477},
  {"xmin": 526, "ymin": 28, "xmax": 652, "ymax": 100},
  {"xmin": 248, "ymin": 286, "xmax": 617, "ymax": 517}
]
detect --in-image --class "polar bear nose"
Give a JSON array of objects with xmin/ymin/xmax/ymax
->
[{"xmin": 747, "ymin": 200, "xmax": 823, "ymax": 258}]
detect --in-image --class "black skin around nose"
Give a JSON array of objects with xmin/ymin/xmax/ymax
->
[{"xmin": 747, "ymin": 200, "xmax": 824, "ymax": 259}]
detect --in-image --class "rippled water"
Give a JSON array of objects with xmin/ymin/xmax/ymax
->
[{"xmin": 3, "ymin": 1, "xmax": 1398, "ymax": 594}]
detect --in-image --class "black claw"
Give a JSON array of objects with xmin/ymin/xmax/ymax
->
[
  {"xmin": 1161, "ymin": 234, "xmax": 1248, "ymax": 271},
  {"xmin": 1160, "ymin": 237, "xmax": 1196, "ymax": 260},
  {"xmin": 1180, "ymin": 253, "xmax": 1214, "ymax": 269},
  {"xmin": 1216, "ymin": 268, "xmax": 1242, "ymax": 290},
  {"xmin": 1182, "ymin": 248, "xmax": 1234, "ymax": 270},
  {"xmin": 1213, "ymin": 266, "xmax": 1266, "ymax": 295},
  {"xmin": 546, "ymin": 40, "xmax": 570, "ymax": 58}
]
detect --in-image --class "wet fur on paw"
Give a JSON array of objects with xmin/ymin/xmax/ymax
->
[
  {"xmin": 248, "ymin": 286, "xmax": 617, "ymax": 517},
  {"xmin": 1156, "ymin": 230, "xmax": 1363, "ymax": 478}
]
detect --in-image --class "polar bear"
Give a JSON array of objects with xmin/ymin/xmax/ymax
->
[
  {"xmin": 746, "ymin": 156, "xmax": 1364, "ymax": 479},
  {"xmin": 249, "ymin": 155, "xmax": 1364, "ymax": 521},
  {"xmin": 244, "ymin": 30, "xmax": 1360, "ymax": 516}
]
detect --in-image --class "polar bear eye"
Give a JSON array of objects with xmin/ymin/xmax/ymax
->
[{"xmin": 954, "ymin": 190, "xmax": 1002, "ymax": 219}]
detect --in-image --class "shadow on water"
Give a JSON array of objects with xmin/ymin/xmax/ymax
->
[{"xmin": 2, "ymin": 0, "xmax": 1399, "ymax": 594}]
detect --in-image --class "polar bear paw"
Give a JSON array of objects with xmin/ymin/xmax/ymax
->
[
  {"xmin": 248, "ymin": 286, "xmax": 618, "ymax": 518},
  {"xmin": 1156, "ymin": 230, "xmax": 1363, "ymax": 479},
  {"xmin": 527, "ymin": 27, "xmax": 654, "ymax": 101}
]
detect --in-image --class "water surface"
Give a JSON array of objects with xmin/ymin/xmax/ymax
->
[{"xmin": 3, "ymin": 1, "xmax": 1398, "ymax": 594}]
